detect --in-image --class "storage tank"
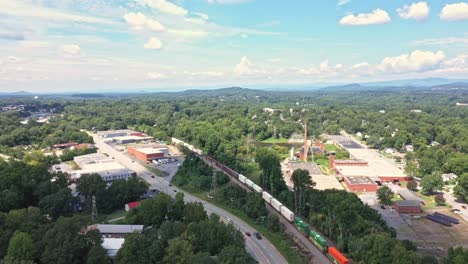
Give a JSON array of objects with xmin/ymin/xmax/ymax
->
[
  {"xmin": 252, "ymin": 184, "xmax": 263, "ymax": 193},
  {"xmin": 270, "ymin": 198, "xmax": 283, "ymax": 212},
  {"xmin": 280, "ymin": 206, "xmax": 295, "ymax": 222},
  {"xmin": 238, "ymin": 174, "xmax": 247, "ymax": 184},
  {"xmin": 245, "ymin": 179, "xmax": 254, "ymax": 188},
  {"xmin": 262, "ymin": 192, "xmax": 272, "ymax": 204}
]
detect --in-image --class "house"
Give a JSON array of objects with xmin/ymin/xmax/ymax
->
[
  {"xmin": 442, "ymin": 173, "xmax": 458, "ymax": 183},
  {"xmin": 405, "ymin": 145, "xmax": 414, "ymax": 152}
]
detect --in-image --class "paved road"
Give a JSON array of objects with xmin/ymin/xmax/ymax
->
[
  {"xmin": 443, "ymin": 191, "xmax": 468, "ymax": 222},
  {"xmin": 91, "ymin": 133, "xmax": 287, "ymax": 264}
]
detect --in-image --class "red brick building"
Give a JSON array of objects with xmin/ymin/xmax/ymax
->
[
  {"xmin": 394, "ymin": 200, "xmax": 422, "ymax": 214},
  {"xmin": 127, "ymin": 146, "xmax": 168, "ymax": 162},
  {"xmin": 343, "ymin": 176, "xmax": 378, "ymax": 192}
]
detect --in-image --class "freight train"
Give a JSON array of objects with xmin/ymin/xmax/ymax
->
[{"xmin": 171, "ymin": 138, "xmax": 349, "ymax": 264}]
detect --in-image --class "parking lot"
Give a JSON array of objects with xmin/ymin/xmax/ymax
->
[{"xmin": 359, "ymin": 192, "xmax": 468, "ymax": 259}]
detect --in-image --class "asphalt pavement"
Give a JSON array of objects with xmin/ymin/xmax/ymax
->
[{"xmin": 91, "ymin": 133, "xmax": 287, "ymax": 264}]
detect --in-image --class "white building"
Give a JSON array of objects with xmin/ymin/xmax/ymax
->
[
  {"xmin": 442, "ymin": 173, "xmax": 458, "ymax": 182},
  {"xmin": 71, "ymin": 153, "xmax": 135, "ymax": 182}
]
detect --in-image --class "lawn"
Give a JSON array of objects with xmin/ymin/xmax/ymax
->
[
  {"xmin": 175, "ymin": 186, "xmax": 308, "ymax": 264},
  {"xmin": 261, "ymin": 137, "xmax": 289, "ymax": 144},
  {"xmin": 325, "ymin": 144, "xmax": 339, "ymax": 152}
]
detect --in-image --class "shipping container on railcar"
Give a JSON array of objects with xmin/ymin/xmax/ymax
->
[
  {"xmin": 270, "ymin": 198, "xmax": 283, "ymax": 212},
  {"xmin": 280, "ymin": 206, "xmax": 295, "ymax": 222},
  {"xmin": 294, "ymin": 217, "xmax": 310, "ymax": 235},
  {"xmin": 238, "ymin": 174, "xmax": 247, "ymax": 184},
  {"xmin": 327, "ymin": 247, "xmax": 349, "ymax": 264},
  {"xmin": 309, "ymin": 230, "xmax": 328, "ymax": 252},
  {"xmin": 262, "ymin": 192, "xmax": 273, "ymax": 204},
  {"xmin": 252, "ymin": 184, "xmax": 263, "ymax": 193},
  {"xmin": 245, "ymin": 179, "xmax": 254, "ymax": 188}
]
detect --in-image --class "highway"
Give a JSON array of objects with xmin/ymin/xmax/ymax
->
[{"xmin": 91, "ymin": 133, "xmax": 287, "ymax": 264}]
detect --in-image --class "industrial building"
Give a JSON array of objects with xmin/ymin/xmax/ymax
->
[
  {"xmin": 97, "ymin": 129, "xmax": 141, "ymax": 139},
  {"xmin": 327, "ymin": 135, "xmax": 410, "ymax": 183},
  {"xmin": 343, "ymin": 176, "xmax": 378, "ymax": 192},
  {"xmin": 87, "ymin": 224, "xmax": 144, "ymax": 238},
  {"xmin": 127, "ymin": 145, "xmax": 169, "ymax": 162},
  {"xmin": 394, "ymin": 200, "xmax": 422, "ymax": 214},
  {"xmin": 71, "ymin": 153, "xmax": 135, "ymax": 182}
]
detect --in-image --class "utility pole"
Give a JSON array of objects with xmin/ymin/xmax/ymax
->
[
  {"xmin": 91, "ymin": 195, "xmax": 98, "ymax": 221},
  {"xmin": 209, "ymin": 170, "xmax": 217, "ymax": 198}
]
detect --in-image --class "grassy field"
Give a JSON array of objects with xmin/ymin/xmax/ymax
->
[
  {"xmin": 325, "ymin": 144, "xmax": 340, "ymax": 152},
  {"xmin": 261, "ymin": 137, "xmax": 289, "ymax": 144},
  {"xmin": 176, "ymin": 186, "xmax": 308, "ymax": 264}
]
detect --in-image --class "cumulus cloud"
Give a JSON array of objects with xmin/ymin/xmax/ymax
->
[
  {"xmin": 60, "ymin": 44, "xmax": 82, "ymax": 57},
  {"xmin": 378, "ymin": 50, "xmax": 445, "ymax": 73},
  {"xmin": 397, "ymin": 2, "xmax": 430, "ymax": 21},
  {"xmin": 339, "ymin": 9, "xmax": 391, "ymax": 26},
  {"xmin": 144, "ymin": 37, "xmax": 163, "ymax": 49},
  {"xmin": 140, "ymin": 0, "xmax": 188, "ymax": 16},
  {"xmin": 233, "ymin": 56, "xmax": 266, "ymax": 77},
  {"xmin": 440, "ymin": 2, "xmax": 468, "ymax": 21},
  {"xmin": 124, "ymin": 12, "xmax": 165, "ymax": 32}
]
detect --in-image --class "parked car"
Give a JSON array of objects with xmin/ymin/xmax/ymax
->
[
  {"xmin": 380, "ymin": 205, "xmax": 386, "ymax": 209},
  {"xmin": 245, "ymin": 232, "xmax": 251, "ymax": 237},
  {"xmin": 463, "ymin": 206, "xmax": 467, "ymax": 209}
]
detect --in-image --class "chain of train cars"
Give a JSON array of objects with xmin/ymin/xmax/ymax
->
[{"xmin": 171, "ymin": 138, "xmax": 349, "ymax": 264}]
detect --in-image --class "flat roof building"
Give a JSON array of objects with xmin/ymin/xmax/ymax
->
[
  {"xmin": 128, "ymin": 145, "xmax": 169, "ymax": 162},
  {"xmin": 97, "ymin": 129, "xmax": 139, "ymax": 139},
  {"xmin": 71, "ymin": 153, "xmax": 135, "ymax": 182},
  {"xmin": 394, "ymin": 200, "xmax": 422, "ymax": 214},
  {"xmin": 343, "ymin": 176, "xmax": 378, "ymax": 192}
]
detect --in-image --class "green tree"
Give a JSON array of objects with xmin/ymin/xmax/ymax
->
[
  {"xmin": 291, "ymin": 169, "xmax": 315, "ymax": 214},
  {"xmin": 454, "ymin": 173, "xmax": 468, "ymax": 202},
  {"xmin": 163, "ymin": 238, "xmax": 194, "ymax": 264},
  {"xmin": 421, "ymin": 172, "xmax": 443, "ymax": 194},
  {"xmin": 86, "ymin": 245, "xmax": 110, "ymax": 264},
  {"xmin": 218, "ymin": 245, "xmax": 256, "ymax": 264},
  {"xmin": 255, "ymin": 148, "xmax": 287, "ymax": 196},
  {"xmin": 377, "ymin": 186, "xmax": 394, "ymax": 205},
  {"xmin": 406, "ymin": 180, "xmax": 418, "ymax": 191},
  {"xmin": 6, "ymin": 231, "xmax": 34, "ymax": 262},
  {"xmin": 38, "ymin": 188, "xmax": 75, "ymax": 220},
  {"xmin": 434, "ymin": 194, "xmax": 446, "ymax": 205}
]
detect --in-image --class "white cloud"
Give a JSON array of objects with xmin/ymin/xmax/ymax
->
[
  {"xmin": 0, "ymin": 1, "xmax": 115, "ymax": 25},
  {"xmin": 338, "ymin": 0, "xmax": 351, "ymax": 6},
  {"xmin": 410, "ymin": 36, "xmax": 468, "ymax": 46},
  {"xmin": 167, "ymin": 29, "xmax": 208, "ymax": 38},
  {"xmin": 378, "ymin": 50, "xmax": 445, "ymax": 73},
  {"xmin": 193, "ymin": 12, "xmax": 209, "ymax": 21},
  {"xmin": 397, "ymin": 2, "xmax": 430, "ymax": 21},
  {"xmin": 124, "ymin": 12, "xmax": 165, "ymax": 32},
  {"xmin": 140, "ymin": 0, "xmax": 188, "ymax": 16},
  {"xmin": 339, "ymin": 9, "xmax": 391, "ymax": 26},
  {"xmin": 233, "ymin": 56, "xmax": 266, "ymax": 77},
  {"xmin": 60, "ymin": 44, "xmax": 82, "ymax": 57},
  {"xmin": 144, "ymin": 37, "xmax": 163, "ymax": 49},
  {"xmin": 440, "ymin": 2, "xmax": 468, "ymax": 21},
  {"xmin": 146, "ymin": 72, "xmax": 165, "ymax": 79}
]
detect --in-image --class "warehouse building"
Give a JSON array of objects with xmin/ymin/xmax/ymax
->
[
  {"xmin": 128, "ymin": 145, "xmax": 169, "ymax": 162},
  {"xmin": 71, "ymin": 153, "xmax": 135, "ymax": 182},
  {"xmin": 394, "ymin": 200, "xmax": 422, "ymax": 214},
  {"xmin": 97, "ymin": 129, "xmax": 141, "ymax": 139},
  {"xmin": 343, "ymin": 176, "xmax": 378, "ymax": 192}
]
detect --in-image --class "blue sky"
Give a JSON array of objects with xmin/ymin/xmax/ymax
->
[{"xmin": 0, "ymin": 0, "xmax": 467, "ymax": 92}]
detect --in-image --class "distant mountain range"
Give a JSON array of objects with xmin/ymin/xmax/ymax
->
[{"xmin": 1, "ymin": 78, "xmax": 468, "ymax": 96}]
